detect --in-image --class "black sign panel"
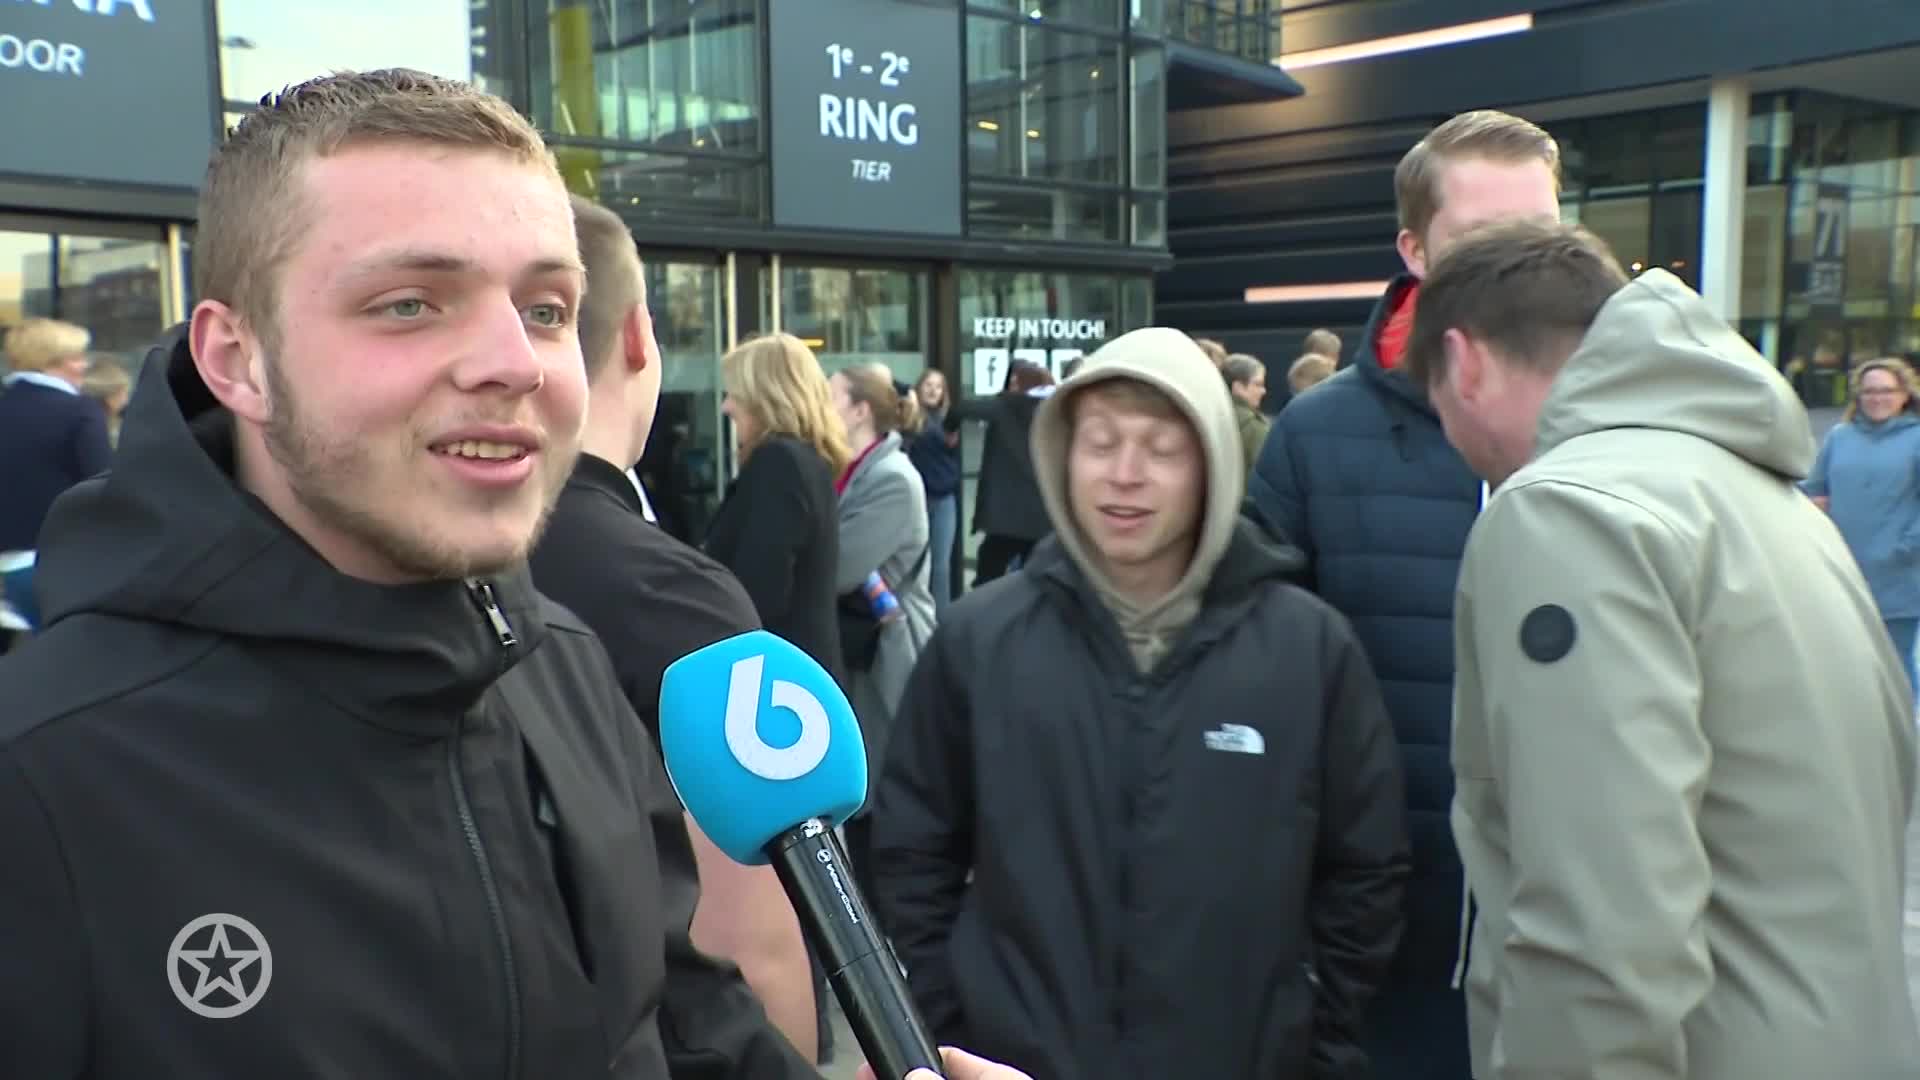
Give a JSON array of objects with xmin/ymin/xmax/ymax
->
[
  {"xmin": 1, "ymin": 0, "xmax": 217, "ymax": 191},
  {"xmin": 768, "ymin": 0, "xmax": 961, "ymax": 236}
]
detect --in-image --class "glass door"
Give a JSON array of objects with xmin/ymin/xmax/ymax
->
[
  {"xmin": 761, "ymin": 257, "xmax": 932, "ymax": 383},
  {"xmin": 637, "ymin": 251, "xmax": 727, "ymax": 543}
]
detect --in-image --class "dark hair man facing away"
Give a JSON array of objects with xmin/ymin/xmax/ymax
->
[
  {"xmin": 873, "ymin": 326, "xmax": 1410, "ymax": 1079},
  {"xmin": 0, "ymin": 70, "xmax": 806, "ymax": 1077},
  {"xmin": 525, "ymin": 195, "xmax": 818, "ymax": 1067},
  {"xmin": 1410, "ymin": 218, "xmax": 1920, "ymax": 1080},
  {"xmin": 1245, "ymin": 108, "xmax": 1562, "ymax": 1080}
]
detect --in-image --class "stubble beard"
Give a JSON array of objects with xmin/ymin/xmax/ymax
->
[{"xmin": 260, "ymin": 356, "xmax": 573, "ymax": 581}]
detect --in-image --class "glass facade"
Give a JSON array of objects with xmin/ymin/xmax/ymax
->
[
  {"xmin": 528, "ymin": 0, "xmax": 764, "ymax": 220},
  {"xmin": 208, "ymin": 0, "xmax": 1170, "ymax": 249},
  {"xmin": 0, "ymin": 216, "xmax": 180, "ymax": 372},
  {"xmin": 1551, "ymin": 105, "xmax": 1709, "ymax": 291},
  {"xmin": 964, "ymin": 2, "xmax": 1167, "ymax": 246},
  {"xmin": 1163, "ymin": 0, "xmax": 1278, "ymax": 63},
  {"xmin": 1546, "ymin": 91, "xmax": 1920, "ymax": 408}
]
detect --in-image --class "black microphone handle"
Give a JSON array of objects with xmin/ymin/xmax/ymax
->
[{"xmin": 767, "ymin": 818, "xmax": 945, "ymax": 1079}]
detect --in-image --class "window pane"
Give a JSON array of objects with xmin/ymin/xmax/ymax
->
[
  {"xmin": 1130, "ymin": 46, "xmax": 1166, "ymax": 190},
  {"xmin": 529, "ymin": 0, "xmax": 761, "ymax": 152},
  {"xmin": 1122, "ymin": 272, "xmax": 1153, "ymax": 328},
  {"xmin": 639, "ymin": 258, "xmax": 725, "ymax": 543},
  {"xmin": 780, "ymin": 265, "xmax": 928, "ymax": 383},
  {"xmin": 967, "ymin": 19, "xmax": 1122, "ymax": 185},
  {"xmin": 1652, "ymin": 105, "xmax": 1705, "ymax": 186},
  {"xmin": 1581, "ymin": 196, "xmax": 1652, "ymax": 274},
  {"xmin": 216, "ymin": 0, "xmax": 505, "ymax": 102},
  {"xmin": 1651, "ymin": 188, "xmax": 1702, "ymax": 287},
  {"xmin": 1169, "ymin": 0, "xmax": 1275, "ymax": 61},
  {"xmin": 1132, "ymin": 194, "xmax": 1165, "ymax": 247},
  {"xmin": 1743, "ymin": 184, "xmax": 1789, "ymax": 320},
  {"xmin": 968, "ymin": 0, "xmax": 1125, "ymax": 31},
  {"xmin": 1130, "ymin": 0, "xmax": 1168, "ymax": 34},
  {"xmin": 1583, "ymin": 113, "xmax": 1654, "ymax": 194},
  {"xmin": 969, "ymin": 183, "xmax": 1123, "ymax": 243},
  {"xmin": 1748, "ymin": 96, "xmax": 1792, "ymax": 187},
  {"xmin": 0, "ymin": 225, "xmax": 169, "ymax": 369},
  {"xmin": 563, "ymin": 147, "xmax": 764, "ymax": 224}
]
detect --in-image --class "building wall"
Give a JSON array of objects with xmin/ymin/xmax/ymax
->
[{"xmin": 1157, "ymin": 0, "xmax": 1920, "ymax": 367}]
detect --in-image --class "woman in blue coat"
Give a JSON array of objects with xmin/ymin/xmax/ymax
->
[{"xmin": 1805, "ymin": 356, "xmax": 1920, "ymax": 694}]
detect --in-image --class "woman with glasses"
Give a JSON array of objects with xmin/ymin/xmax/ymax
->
[{"xmin": 1804, "ymin": 356, "xmax": 1920, "ymax": 694}]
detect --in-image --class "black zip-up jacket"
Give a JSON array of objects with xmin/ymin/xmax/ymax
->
[
  {"xmin": 0, "ymin": 331, "xmax": 815, "ymax": 1078},
  {"xmin": 871, "ymin": 524, "xmax": 1410, "ymax": 1080}
]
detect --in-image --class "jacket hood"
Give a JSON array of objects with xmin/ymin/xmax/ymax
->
[
  {"xmin": 1535, "ymin": 269, "xmax": 1813, "ymax": 479},
  {"xmin": 1030, "ymin": 327, "xmax": 1246, "ymax": 623},
  {"xmin": 32, "ymin": 326, "xmax": 548, "ymax": 730}
]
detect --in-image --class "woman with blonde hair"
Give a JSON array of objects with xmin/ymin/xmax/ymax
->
[
  {"xmin": 1804, "ymin": 356, "xmax": 1920, "ymax": 693},
  {"xmin": 704, "ymin": 332, "xmax": 852, "ymax": 692},
  {"xmin": 826, "ymin": 360, "xmax": 938, "ymax": 903}
]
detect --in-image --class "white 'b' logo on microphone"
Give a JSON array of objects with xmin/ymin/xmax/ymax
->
[{"xmin": 723, "ymin": 654, "xmax": 831, "ymax": 780}]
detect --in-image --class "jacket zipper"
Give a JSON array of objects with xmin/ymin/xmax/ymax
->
[
  {"xmin": 458, "ymin": 579, "xmax": 522, "ymax": 1079},
  {"xmin": 471, "ymin": 578, "xmax": 518, "ymax": 648}
]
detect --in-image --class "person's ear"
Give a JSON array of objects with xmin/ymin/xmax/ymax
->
[
  {"xmin": 1441, "ymin": 328, "xmax": 1481, "ymax": 402},
  {"xmin": 189, "ymin": 301, "xmax": 271, "ymax": 424},
  {"xmin": 620, "ymin": 302, "xmax": 657, "ymax": 376},
  {"xmin": 1396, "ymin": 228, "xmax": 1428, "ymax": 279}
]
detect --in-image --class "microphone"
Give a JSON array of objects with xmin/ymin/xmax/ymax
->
[{"xmin": 659, "ymin": 630, "xmax": 944, "ymax": 1079}]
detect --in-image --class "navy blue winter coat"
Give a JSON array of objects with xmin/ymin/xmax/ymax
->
[{"xmin": 1246, "ymin": 275, "xmax": 1481, "ymax": 1078}]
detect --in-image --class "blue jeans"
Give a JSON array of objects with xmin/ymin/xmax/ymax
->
[
  {"xmin": 927, "ymin": 493, "xmax": 957, "ymax": 616},
  {"xmin": 1885, "ymin": 616, "xmax": 1918, "ymax": 697}
]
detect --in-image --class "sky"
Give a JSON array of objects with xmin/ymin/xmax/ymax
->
[{"xmin": 215, "ymin": 0, "xmax": 475, "ymax": 103}]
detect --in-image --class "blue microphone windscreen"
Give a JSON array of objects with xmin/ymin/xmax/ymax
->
[{"xmin": 658, "ymin": 630, "xmax": 869, "ymax": 865}]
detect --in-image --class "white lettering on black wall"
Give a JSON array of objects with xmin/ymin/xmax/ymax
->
[
  {"xmin": 0, "ymin": 34, "xmax": 83, "ymax": 75},
  {"xmin": 968, "ymin": 317, "xmax": 1111, "ymax": 394},
  {"xmin": 7, "ymin": 0, "xmax": 156, "ymax": 22},
  {"xmin": 2, "ymin": 0, "xmax": 159, "ymax": 83}
]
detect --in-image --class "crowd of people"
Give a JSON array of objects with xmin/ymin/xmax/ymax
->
[{"xmin": 1, "ymin": 70, "xmax": 1918, "ymax": 1080}]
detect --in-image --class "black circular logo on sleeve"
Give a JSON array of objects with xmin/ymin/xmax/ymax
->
[{"xmin": 1518, "ymin": 604, "xmax": 1577, "ymax": 664}]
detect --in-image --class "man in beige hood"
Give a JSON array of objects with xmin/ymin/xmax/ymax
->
[
  {"xmin": 1407, "ymin": 217, "xmax": 1920, "ymax": 1079},
  {"xmin": 871, "ymin": 326, "xmax": 1412, "ymax": 1079}
]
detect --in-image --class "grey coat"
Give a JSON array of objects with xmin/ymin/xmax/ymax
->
[{"xmin": 835, "ymin": 432, "xmax": 937, "ymax": 782}]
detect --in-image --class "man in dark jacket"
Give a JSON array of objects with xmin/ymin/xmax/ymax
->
[
  {"xmin": 528, "ymin": 196, "xmax": 818, "ymax": 1061},
  {"xmin": 1246, "ymin": 109, "xmax": 1562, "ymax": 1079},
  {"xmin": 0, "ymin": 69, "xmax": 812, "ymax": 1078},
  {"xmin": 874, "ymin": 326, "xmax": 1410, "ymax": 1079}
]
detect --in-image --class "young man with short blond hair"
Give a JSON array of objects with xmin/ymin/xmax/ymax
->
[
  {"xmin": 1, "ymin": 70, "xmax": 822, "ymax": 1078},
  {"xmin": 875, "ymin": 326, "xmax": 1409, "ymax": 1079}
]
